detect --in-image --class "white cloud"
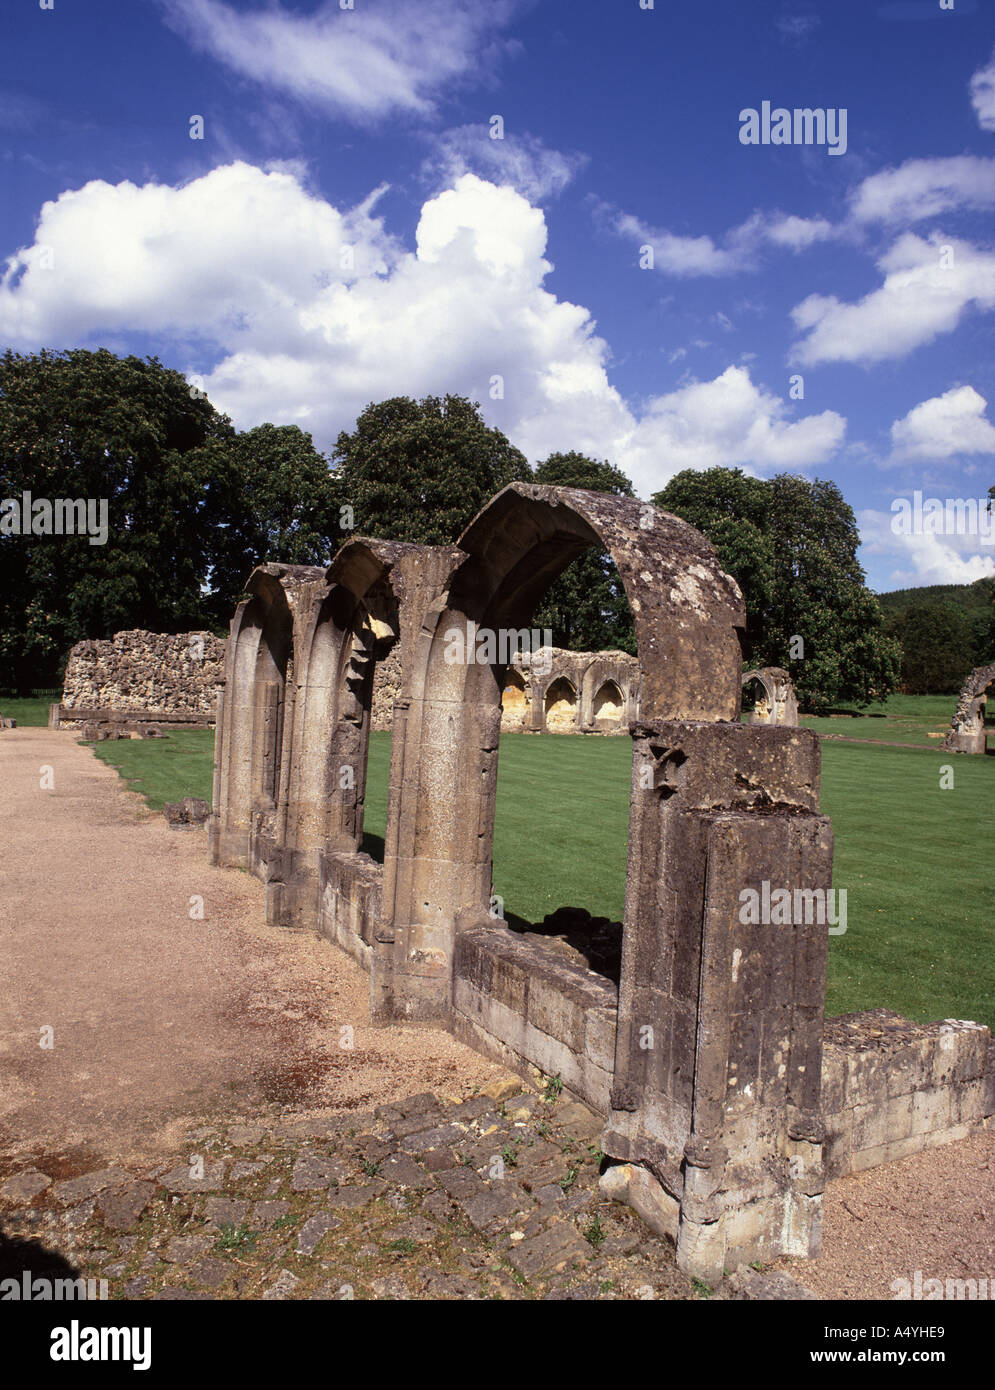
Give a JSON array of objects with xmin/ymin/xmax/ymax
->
[
  {"xmin": 859, "ymin": 507, "xmax": 995, "ymax": 587},
  {"xmin": 791, "ymin": 232, "xmax": 995, "ymax": 366},
  {"xmin": 613, "ymin": 207, "xmax": 838, "ymax": 277},
  {"xmin": 890, "ymin": 385, "xmax": 995, "ymax": 462},
  {"xmin": 969, "ymin": 45, "xmax": 995, "ymax": 133},
  {"xmin": 424, "ymin": 127, "xmax": 586, "ymax": 203},
  {"xmin": 617, "ymin": 366, "xmax": 846, "ymax": 496},
  {"xmin": 161, "ymin": 0, "xmax": 521, "ymax": 123},
  {"xmin": 0, "ymin": 163, "xmax": 845, "ymax": 496},
  {"xmin": 850, "ymin": 156, "xmax": 995, "ymax": 224}
]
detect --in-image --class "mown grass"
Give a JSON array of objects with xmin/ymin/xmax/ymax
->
[
  {"xmin": 90, "ymin": 729, "xmax": 215, "ymax": 810},
  {"xmin": 84, "ymin": 708, "xmax": 994, "ymax": 1030},
  {"xmin": 0, "ymin": 697, "xmax": 53, "ymax": 726},
  {"xmin": 797, "ymin": 692, "xmax": 982, "ymax": 747}
]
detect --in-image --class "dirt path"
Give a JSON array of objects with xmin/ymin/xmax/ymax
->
[{"xmin": 0, "ymin": 728, "xmax": 504, "ymax": 1167}]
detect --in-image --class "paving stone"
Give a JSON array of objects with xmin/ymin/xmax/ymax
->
[
  {"xmin": 381, "ymin": 1152, "xmax": 431, "ymax": 1190},
  {"xmin": 722, "ymin": 1267, "xmax": 818, "ymax": 1301},
  {"xmin": 123, "ymin": 1276, "xmax": 151, "ymax": 1297},
  {"xmin": 296, "ymin": 1212, "xmax": 341, "ymax": 1255},
  {"xmin": 533, "ymin": 1183, "xmax": 565, "ymax": 1207},
  {"xmin": 388, "ymin": 1216, "xmax": 438, "ymax": 1244},
  {"xmin": 291, "ymin": 1151, "xmax": 352, "ymax": 1191},
  {"xmin": 188, "ymin": 1257, "xmax": 233, "ymax": 1289},
  {"xmin": 0, "ymin": 1170, "xmax": 52, "ymax": 1203},
  {"xmin": 162, "ymin": 1234, "xmax": 215, "ymax": 1263},
  {"xmin": 435, "ymin": 1167, "xmax": 486, "ymax": 1202},
  {"xmin": 461, "ymin": 1184, "xmax": 532, "ymax": 1234},
  {"xmin": 504, "ymin": 1096, "xmax": 543, "ymax": 1120},
  {"xmin": 227, "ymin": 1125, "xmax": 266, "ymax": 1146},
  {"xmin": 324, "ymin": 1182, "xmax": 384, "ymax": 1209},
  {"xmin": 399, "ymin": 1123, "xmax": 465, "ymax": 1155},
  {"xmin": 446, "ymin": 1096, "xmax": 495, "ymax": 1122},
  {"xmin": 154, "ymin": 1287, "xmax": 214, "ymax": 1300},
  {"xmin": 543, "ymin": 1279, "xmax": 603, "ymax": 1300},
  {"xmin": 420, "ymin": 1147, "xmax": 457, "ymax": 1172},
  {"xmin": 560, "ymin": 1188, "xmax": 595, "ymax": 1214},
  {"xmin": 253, "ymin": 1200, "xmax": 292, "ymax": 1228},
  {"xmin": 159, "ymin": 1160, "xmax": 226, "ymax": 1193},
  {"xmin": 52, "ymin": 1167, "xmax": 132, "ymax": 1206},
  {"xmin": 551, "ymin": 1101, "xmax": 602, "ymax": 1139},
  {"xmin": 507, "ymin": 1221, "xmax": 591, "ymax": 1282},
  {"xmin": 472, "ymin": 1111, "xmax": 504, "ymax": 1134},
  {"xmin": 370, "ymin": 1276, "xmax": 410, "ymax": 1300},
  {"xmin": 102, "ymin": 1260, "xmax": 128, "ymax": 1278},
  {"xmin": 63, "ymin": 1199, "xmax": 98, "ymax": 1229},
  {"xmin": 310, "ymin": 1280, "xmax": 354, "ymax": 1300},
  {"xmin": 421, "ymin": 1191, "xmax": 454, "ymax": 1224},
  {"xmin": 230, "ymin": 1159, "xmax": 271, "ymax": 1180},
  {"xmin": 262, "ymin": 1269, "xmax": 300, "ymax": 1300},
  {"xmin": 395, "ymin": 1092, "xmax": 439, "ymax": 1118},
  {"xmin": 97, "ymin": 1181, "xmax": 157, "ymax": 1233},
  {"xmin": 480, "ymin": 1078, "xmax": 524, "ymax": 1102},
  {"xmin": 201, "ymin": 1197, "xmax": 251, "ymax": 1230}
]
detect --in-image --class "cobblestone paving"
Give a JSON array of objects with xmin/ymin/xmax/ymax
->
[{"xmin": 0, "ymin": 1081, "xmax": 703, "ymax": 1301}]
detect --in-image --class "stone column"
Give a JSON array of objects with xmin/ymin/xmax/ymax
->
[{"xmin": 602, "ymin": 720, "xmax": 832, "ymax": 1282}]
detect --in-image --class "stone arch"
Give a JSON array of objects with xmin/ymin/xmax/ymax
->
[
  {"xmin": 373, "ymin": 482, "xmax": 745, "ymax": 1021},
  {"xmin": 543, "ymin": 675, "xmax": 578, "ymax": 731},
  {"xmin": 500, "ymin": 665, "xmax": 529, "ymax": 730},
  {"xmin": 210, "ymin": 565, "xmax": 300, "ymax": 868},
  {"xmin": 741, "ymin": 666, "xmax": 798, "ymax": 727},
  {"xmin": 944, "ymin": 663, "xmax": 995, "ymax": 754},
  {"xmin": 592, "ymin": 678, "xmax": 625, "ymax": 724}
]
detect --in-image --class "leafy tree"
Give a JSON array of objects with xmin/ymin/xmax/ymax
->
[
  {"xmin": 653, "ymin": 467, "xmax": 901, "ymax": 711},
  {"xmin": 0, "ymin": 349, "xmax": 337, "ymax": 691},
  {"xmin": 886, "ymin": 601, "xmax": 974, "ymax": 694},
  {"xmin": 531, "ymin": 452, "xmax": 637, "ymax": 653},
  {"xmin": 331, "ymin": 394, "xmax": 530, "ymax": 545}
]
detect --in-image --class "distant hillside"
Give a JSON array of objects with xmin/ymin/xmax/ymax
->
[{"xmin": 876, "ymin": 577, "xmax": 994, "ymax": 694}]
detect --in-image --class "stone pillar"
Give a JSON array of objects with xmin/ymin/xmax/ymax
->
[
  {"xmin": 48, "ymin": 702, "xmax": 61, "ymax": 729},
  {"xmin": 602, "ymin": 721, "xmax": 832, "ymax": 1282}
]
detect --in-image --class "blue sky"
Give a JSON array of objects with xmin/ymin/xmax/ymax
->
[{"xmin": 2, "ymin": 0, "xmax": 994, "ymax": 592}]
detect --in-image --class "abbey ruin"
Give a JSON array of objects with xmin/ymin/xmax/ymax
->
[
  {"xmin": 206, "ymin": 483, "xmax": 994, "ymax": 1282},
  {"xmin": 944, "ymin": 664, "xmax": 995, "ymax": 755}
]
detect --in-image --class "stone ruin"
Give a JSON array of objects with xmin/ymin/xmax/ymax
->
[
  {"xmin": 741, "ymin": 666, "xmax": 799, "ymax": 727},
  {"xmin": 55, "ymin": 629, "xmax": 226, "ymax": 735},
  {"xmin": 206, "ymin": 483, "xmax": 994, "ymax": 1281},
  {"xmin": 943, "ymin": 663, "xmax": 995, "ymax": 755}
]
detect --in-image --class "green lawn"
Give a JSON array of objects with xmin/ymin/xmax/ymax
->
[
  {"xmin": 84, "ymin": 712, "xmax": 994, "ymax": 1030},
  {"xmin": 91, "ymin": 730, "xmax": 215, "ymax": 810},
  {"xmin": 797, "ymin": 692, "xmax": 974, "ymax": 747},
  {"xmin": 0, "ymin": 697, "xmax": 55, "ymax": 726}
]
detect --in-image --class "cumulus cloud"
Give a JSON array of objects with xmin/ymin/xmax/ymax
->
[
  {"xmin": 890, "ymin": 385, "xmax": 995, "ymax": 462},
  {"xmin": 970, "ymin": 45, "xmax": 995, "ymax": 133},
  {"xmin": 859, "ymin": 507, "xmax": 995, "ymax": 587},
  {"xmin": 160, "ymin": 0, "xmax": 522, "ymax": 123},
  {"xmin": 612, "ymin": 207, "xmax": 838, "ymax": 277},
  {"xmin": 850, "ymin": 156, "xmax": 995, "ymax": 224},
  {"xmin": 0, "ymin": 163, "xmax": 845, "ymax": 495},
  {"xmin": 423, "ymin": 126, "xmax": 586, "ymax": 203},
  {"xmin": 790, "ymin": 232, "xmax": 995, "ymax": 366},
  {"xmin": 618, "ymin": 367, "xmax": 845, "ymax": 495}
]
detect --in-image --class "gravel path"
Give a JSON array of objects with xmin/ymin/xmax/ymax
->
[{"xmin": 0, "ymin": 728, "xmax": 504, "ymax": 1165}]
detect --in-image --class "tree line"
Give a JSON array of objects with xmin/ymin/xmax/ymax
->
[{"xmin": 4, "ymin": 348, "xmax": 988, "ymax": 709}]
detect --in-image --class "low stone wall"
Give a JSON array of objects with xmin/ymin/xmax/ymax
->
[
  {"xmin": 452, "ymin": 924, "xmax": 618, "ymax": 1115},
  {"xmin": 822, "ymin": 1009, "xmax": 994, "ymax": 1178},
  {"xmin": 317, "ymin": 851, "xmax": 384, "ymax": 971},
  {"xmin": 61, "ymin": 629, "xmax": 226, "ymax": 725}
]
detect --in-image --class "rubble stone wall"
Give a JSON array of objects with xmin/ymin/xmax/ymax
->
[{"xmin": 61, "ymin": 630, "xmax": 226, "ymax": 723}]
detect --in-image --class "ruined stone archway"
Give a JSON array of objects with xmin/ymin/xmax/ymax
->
[
  {"xmin": 944, "ymin": 663, "xmax": 995, "ymax": 754},
  {"xmin": 543, "ymin": 676, "xmax": 578, "ymax": 731},
  {"xmin": 741, "ymin": 666, "xmax": 798, "ymax": 727},
  {"xmin": 592, "ymin": 678, "xmax": 625, "ymax": 724},
  {"xmin": 500, "ymin": 667, "xmax": 529, "ymax": 731}
]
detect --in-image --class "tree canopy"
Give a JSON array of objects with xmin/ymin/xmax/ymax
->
[
  {"xmin": 331, "ymin": 394, "xmax": 529, "ymax": 546},
  {"xmin": 653, "ymin": 467, "xmax": 901, "ymax": 711},
  {"xmin": 0, "ymin": 349, "xmax": 337, "ymax": 691},
  {"xmin": 531, "ymin": 452, "xmax": 637, "ymax": 654}
]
